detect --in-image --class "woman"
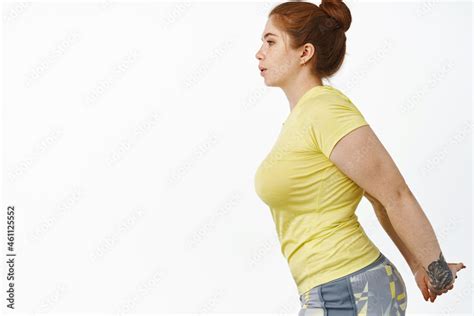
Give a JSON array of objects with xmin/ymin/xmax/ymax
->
[{"xmin": 253, "ymin": 1, "xmax": 466, "ymax": 314}]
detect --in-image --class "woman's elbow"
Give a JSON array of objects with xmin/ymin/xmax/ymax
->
[{"xmin": 381, "ymin": 185, "xmax": 413, "ymax": 212}]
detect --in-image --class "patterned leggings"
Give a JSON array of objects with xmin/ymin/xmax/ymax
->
[{"xmin": 299, "ymin": 252, "xmax": 407, "ymax": 315}]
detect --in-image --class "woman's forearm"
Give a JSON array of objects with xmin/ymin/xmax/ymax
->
[
  {"xmin": 383, "ymin": 188, "xmax": 454, "ymax": 291},
  {"xmin": 371, "ymin": 203, "xmax": 420, "ymax": 273}
]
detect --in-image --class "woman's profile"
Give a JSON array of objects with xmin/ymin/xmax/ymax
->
[{"xmin": 253, "ymin": 1, "xmax": 466, "ymax": 314}]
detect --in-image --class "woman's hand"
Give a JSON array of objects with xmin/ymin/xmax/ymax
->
[{"xmin": 413, "ymin": 262, "xmax": 466, "ymax": 302}]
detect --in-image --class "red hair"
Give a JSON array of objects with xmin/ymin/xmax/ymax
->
[{"xmin": 269, "ymin": 0, "xmax": 352, "ymax": 79}]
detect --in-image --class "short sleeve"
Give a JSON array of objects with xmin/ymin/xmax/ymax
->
[{"xmin": 303, "ymin": 92, "xmax": 369, "ymax": 158}]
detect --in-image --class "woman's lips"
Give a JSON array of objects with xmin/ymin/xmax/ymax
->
[{"xmin": 260, "ymin": 69, "xmax": 267, "ymax": 76}]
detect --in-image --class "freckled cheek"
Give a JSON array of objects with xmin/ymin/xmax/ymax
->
[
  {"xmin": 265, "ymin": 54, "xmax": 279, "ymax": 74},
  {"xmin": 269, "ymin": 57, "xmax": 288, "ymax": 76}
]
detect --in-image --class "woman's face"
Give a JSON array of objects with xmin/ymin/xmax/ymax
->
[{"xmin": 255, "ymin": 16, "xmax": 300, "ymax": 87}]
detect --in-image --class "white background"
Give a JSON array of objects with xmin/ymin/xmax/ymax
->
[{"xmin": 1, "ymin": 0, "xmax": 472, "ymax": 314}]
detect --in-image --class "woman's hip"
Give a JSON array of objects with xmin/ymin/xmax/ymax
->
[{"xmin": 299, "ymin": 252, "xmax": 408, "ymax": 315}]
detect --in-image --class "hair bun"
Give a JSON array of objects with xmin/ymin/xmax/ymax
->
[{"xmin": 319, "ymin": 0, "xmax": 351, "ymax": 32}]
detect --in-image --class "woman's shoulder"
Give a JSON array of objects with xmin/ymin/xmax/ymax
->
[{"xmin": 300, "ymin": 85, "xmax": 359, "ymax": 114}]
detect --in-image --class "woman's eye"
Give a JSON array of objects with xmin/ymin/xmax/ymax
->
[{"xmin": 267, "ymin": 41, "xmax": 274, "ymax": 45}]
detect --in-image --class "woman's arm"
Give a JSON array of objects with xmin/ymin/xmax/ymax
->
[
  {"xmin": 329, "ymin": 125, "xmax": 454, "ymax": 293},
  {"xmin": 364, "ymin": 191, "xmax": 420, "ymax": 274},
  {"xmin": 365, "ymin": 190, "xmax": 462, "ymax": 302}
]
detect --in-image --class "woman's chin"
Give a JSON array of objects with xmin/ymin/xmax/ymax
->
[{"xmin": 263, "ymin": 79, "xmax": 278, "ymax": 87}]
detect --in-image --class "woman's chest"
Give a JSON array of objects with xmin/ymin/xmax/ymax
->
[{"xmin": 254, "ymin": 125, "xmax": 331, "ymax": 209}]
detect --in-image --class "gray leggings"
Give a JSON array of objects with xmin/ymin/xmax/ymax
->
[{"xmin": 299, "ymin": 252, "xmax": 407, "ymax": 315}]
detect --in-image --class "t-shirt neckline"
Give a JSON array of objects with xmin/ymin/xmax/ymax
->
[{"xmin": 282, "ymin": 85, "xmax": 334, "ymax": 125}]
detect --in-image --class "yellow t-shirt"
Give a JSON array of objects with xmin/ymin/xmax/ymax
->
[{"xmin": 254, "ymin": 85, "xmax": 380, "ymax": 296}]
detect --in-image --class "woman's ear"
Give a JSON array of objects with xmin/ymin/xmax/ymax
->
[{"xmin": 300, "ymin": 43, "xmax": 315, "ymax": 64}]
